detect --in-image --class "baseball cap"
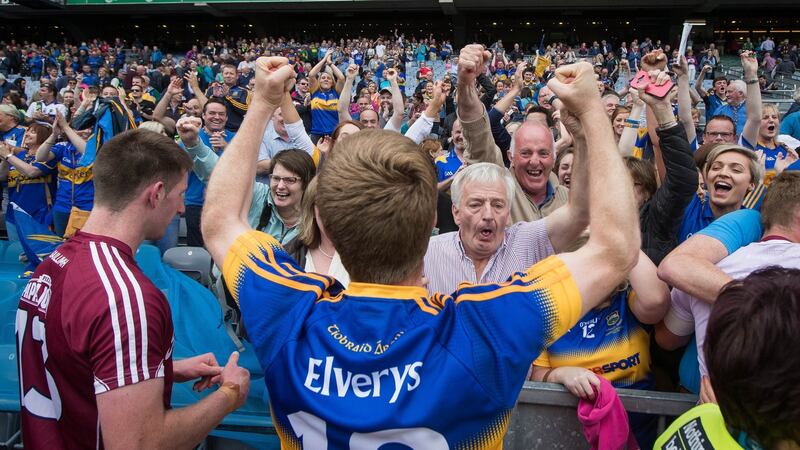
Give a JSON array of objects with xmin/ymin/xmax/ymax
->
[{"xmin": 379, "ymin": 81, "xmax": 392, "ymax": 95}]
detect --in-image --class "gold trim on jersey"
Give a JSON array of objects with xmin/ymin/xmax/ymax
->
[{"xmin": 57, "ymin": 163, "xmax": 94, "ymax": 184}]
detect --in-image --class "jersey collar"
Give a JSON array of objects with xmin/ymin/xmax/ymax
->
[{"xmin": 346, "ymin": 282, "xmax": 428, "ymax": 300}]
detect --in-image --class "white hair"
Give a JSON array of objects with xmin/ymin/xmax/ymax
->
[
  {"xmin": 451, "ymin": 162, "xmax": 516, "ymax": 207},
  {"xmin": 729, "ymin": 79, "xmax": 746, "ymax": 96}
]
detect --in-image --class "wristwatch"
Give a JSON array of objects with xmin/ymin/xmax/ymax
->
[{"xmin": 745, "ymin": 79, "xmax": 759, "ymax": 85}]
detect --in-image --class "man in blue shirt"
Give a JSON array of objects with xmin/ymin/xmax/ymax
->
[
  {"xmin": 183, "ymin": 98, "xmax": 235, "ymax": 246},
  {"xmin": 713, "ymin": 79, "xmax": 747, "ymax": 135},
  {"xmin": 202, "ymin": 53, "xmax": 640, "ymax": 449},
  {"xmin": 0, "ymin": 105, "xmax": 25, "ymax": 146},
  {"xmin": 695, "ymin": 67, "xmax": 727, "ymax": 124},
  {"xmin": 434, "ymin": 119, "xmax": 465, "ymax": 191},
  {"xmin": 780, "ymin": 109, "xmax": 800, "ymax": 140}
]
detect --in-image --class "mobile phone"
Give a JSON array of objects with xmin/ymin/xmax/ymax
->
[
  {"xmin": 630, "ymin": 70, "xmax": 674, "ymax": 98},
  {"xmin": 110, "ymin": 78, "xmax": 120, "ymax": 88}
]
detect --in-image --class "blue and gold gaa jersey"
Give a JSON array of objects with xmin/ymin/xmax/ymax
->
[
  {"xmin": 534, "ymin": 289, "xmax": 653, "ymax": 390},
  {"xmin": 224, "ymin": 230, "xmax": 582, "ymax": 449}
]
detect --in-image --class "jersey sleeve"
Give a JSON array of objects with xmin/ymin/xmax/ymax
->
[
  {"xmin": 222, "ymin": 230, "xmax": 339, "ymax": 368},
  {"xmin": 80, "ymin": 279, "xmax": 172, "ymax": 394},
  {"xmin": 696, "ymin": 208, "xmax": 762, "ymax": 255},
  {"xmin": 662, "ymin": 289, "xmax": 695, "ymax": 337},
  {"xmin": 533, "ymin": 349, "xmax": 551, "ymax": 368},
  {"xmin": 448, "ymin": 255, "xmax": 582, "ymax": 404}
]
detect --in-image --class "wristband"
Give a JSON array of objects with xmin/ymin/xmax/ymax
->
[
  {"xmin": 547, "ymin": 95, "xmax": 558, "ymax": 105},
  {"xmin": 657, "ymin": 120, "xmax": 679, "ymax": 131},
  {"xmin": 625, "ymin": 118, "xmax": 640, "ymax": 126},
  {"xmin": 217, "ymin": 382, "xmax": 240, "ymax": 412},
  {"xmin": 624, "ymin": 123, "xmax": 639, "ymax": 129},
  {"xmin": 542, "ymin": 368, "xmax": 556, "ymax": 383},
  {"xmin": 745, "ymin": 79, "xmax": 758, "ymax": 85}
]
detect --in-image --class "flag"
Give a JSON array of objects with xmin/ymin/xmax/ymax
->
[
  {"xmin": 74, "ymin": 97, "xmax": 136, "ymax": 167},
  {"xmin": 10, "ymin": 203, "xmax": 63, "ymax": 271},
  {"xmin": 534, "ymin": 55, "xmax": 551, "ymax": 78}
]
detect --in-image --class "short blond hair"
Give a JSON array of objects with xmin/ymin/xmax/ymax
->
[
  {"xmin": 317, "ymin": 130, "xmax": 437, "ymax": 284},
  {"xmin": 704, "ymin": 144, "xmax": 764, "ymax": 185}
]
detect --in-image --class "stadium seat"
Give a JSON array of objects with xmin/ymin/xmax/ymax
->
[{"xmin": 163, "ymin": 247, "xmax": 213, "ymax": 287}]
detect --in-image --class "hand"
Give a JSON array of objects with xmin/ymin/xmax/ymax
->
[
  {"xmin": 641, "ymin": 49, "xmax": 668, "ymax": 72},
  {"xmin": 554, "ymin": 367, "xmax": 601, "ymax": 400},
  {"xmin": 740, "ymin": 50, "xmax": 758, "ymax": 79},
  {"xmin": 184, "ymin": 71, "xmax": 200, "ymax": 89},
  {"xmin": 429, "ymin": 80, "xmax": 446, "ymax": 109},
  {"xmin": 701, "ymin": 64, "xmax": 712, "ymax": 73},
  {"xmin": 176, "ymin": 116, "xmax": 202, "ymax": 148},
  {"xmin": 546, "ymin": 62, "xmax": 600, "ymax": 117},
  {"xmin": 54, "ymin": 111, "xmax": 68, "ymax": 129},
  {"xmin": 775, "ymin": 148, "xmax": 799, "ymax": 174},
  {"xmin": 384, "ymin": 68, "xmax": 397, "ymax": 83},
  {"xmin": 32, "ymin": 111, "xmax": 49, "ymax": 121},
  {"xmin": 558, "ymin": 107, "xmax": 584, "ymax": 138},
  {"xmin": 116, "ymin": 86, "xmax": 126, "ymax": 99},
  {"xmin": 174, "ymin": 352, "xmax": 223, "ymax": 392},
  {"xmin": 167, "ymin": 77, "xmax": 183, "ymax": 96},
  {"xmin": 317, "ymin": 135, "xmax": 332, "ymax": 155},
  {"xmin": 637, "ymin": 69, "xmax": 677, "ymax": 113},
  {"xmin": 254, "ymin": 56, "xmax": 296, "ymax": 107},
  {"xmin": 345, "ymin": 64, "xmax": 359, "ymax": 80},
  {"xmin": 699, "ymin": 376, "xmax": 717, "ymax": 405},
  {"xmin": 755, "ymin": 149, "xmax": 767, "ymax": 169},
  {"xmin": 218, "ymin": 352, "xmax": 250, "ymax": 411},
  {"xmin": 458, "ymin": 44, "xmax": 492, "ymax": 83},
  {"xmin": 0, "ymin": 143, "xmax": 13, "ymax": 159},
  {"xmin": 209, "ymin": 131, "xmax": 228, "ymax": 150},
  {"xmin": 672, "ymin": 56, "xmax": 689, "ymax": 79},
  {"xmin": 628, "ymin": 87, "xmax": 645, "ymax": 107},
  {"xmin": 513, "ymin": 61, "xmax": 526, "ymax": 91}
]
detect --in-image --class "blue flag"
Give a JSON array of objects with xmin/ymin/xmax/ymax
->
[
  {"xmin": 10, "ymin": 203, "xmax": 63, "ymax": 271},
  {"xmin": 77, "ymin": 97, "xmax": 136, "ymax": 167}
]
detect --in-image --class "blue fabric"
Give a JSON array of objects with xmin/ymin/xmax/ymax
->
[
  {"xmin": 10, "ymin": 203, "xmax": 63, "ymax": 271},
  {"xmin": 780, "ymin": 110, "xmax": 800, "ymax": 139},
  {"xmin": 740, "ymin": 136, "xmax": 786, "ymax": 170},
  {"xmin": 225, "ymin": 230, "xmax": 581, "ymax": 448},
  {"xmin": 51, "ymin": 142, "xmax": 94, "ymax": 213},
  {"xmin": 679, "ymin": 336, "xmax": 700, "ymax": 395},
  {"xmin": 677, "ymin": 196, "xmax": 716, "ymax": 243},
  {"xmin": 703, "ymin": 94, "xmax": 725, "ymax": 123},
  {"xmin": 183, "ymin": 129, "xmax": 234, "ymax": 207},
  {"xmin": 713, "ymin": 102, "xmax": 747, "ymax": 136},
  {"xmin": 0, "ymin": 127, "xmax": 25, "ymax": 147},
  {"xmin": 697, "ymin": 208, "xmax": 763, "ymax": 254},
  {"xmin": 5, "ymin": 150, "xmax": 56, "ymax": 226},
  {"xmin": 79, "ymin": 98, "xmax": 133, "ymax": 167},
  {"xmin": 434, "ymin": 148, "xmax": 463, "ymax": 182}
]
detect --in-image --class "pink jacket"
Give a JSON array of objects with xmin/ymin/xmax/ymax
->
[{"xmin": 577, "ymin": 377, "xmax": 639, "ymax": 450}]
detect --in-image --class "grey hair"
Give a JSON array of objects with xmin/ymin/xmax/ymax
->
[
  {"xmin": 704, "ymin": 144, "xmax": 764, "ymax": 185},
  {"xmin": 138, "ymin": 121, "xmax": 166, "ymax": 136},
  {"xmin": 451, "ymin": 162, "xmax": 516, "ymax": 207},
  {"xmin": 729, "ymin": 79, "xmax": 746, "ymax": 96}
]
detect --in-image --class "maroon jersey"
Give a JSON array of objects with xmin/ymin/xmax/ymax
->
[{"xmin": 16, "ymin": 231, "xmax": 174, "ymax": 449}]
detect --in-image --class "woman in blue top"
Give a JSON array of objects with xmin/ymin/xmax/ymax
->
[
  {"xmin": 0, "ymin": 123, "xmax": 57, "ymax": 238},
  {"xmin": 35, "ymin": 112, "xmax": 93, "ymax": 237}
]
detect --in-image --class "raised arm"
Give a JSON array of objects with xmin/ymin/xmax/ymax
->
[
  {"xmin": 185, "ymin": 71, "xmax": 208, "ymax": 110},
  {"xmin": 36, "ymin": 118, "xmax": 61, "ymax": 162},
  {"xmin": 618, "ymin": 89, "xmax": 645, "ymax": 157},
  {"xmin": 384, "ymin": 69, "xmax": 405, "ymax": 131},
  {"xmin": 307, "ymin": 54, "xmax": 330, "ymax": 92},
  {"xmin": 202, "ymin": 57, "xmax": 294, "ymax": 265},
  {"xmin": 740, "ymin": 50, "xmax": 762, "ymax": 146},
  {"xmin": 549, "ymin": 62, "xmax": 640, "ymax": 317},
  {"xmin": 55, "ymin": 112, "xmax": 87, "ymax": 154},
  {"xmin": 331, "ymin": 62, "xmax": 346, "ymax": 93},
  {"xmin": 153, "ymin": 77, "xmax": 182, "ymax": 133},
  {"xmin": 338, "ymin": 64, "xmax": 359, "ymax": 123},
  {"xmin": 493, "ymin": 62, "xmax": 524, "ymax": 115},
  {"xmin": 694, "ymin": 65, "xmax": 711, "ymax": 98},
  {"xmin": 456, "ymin": 45, "xmax": 505, "ymax": 167},
  {"xmin": 404, "ymin": 80, "xmax": 444, "ymax": 145},
  {"xmin": 673, "ymin": 56, "xmax": 697, "ymax": 143},
  {"xmin": 543, "ymin": 106, "xmax": 589, "ymax": 253}
]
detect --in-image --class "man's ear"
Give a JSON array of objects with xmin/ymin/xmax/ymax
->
[
  {"xmin": 145, "ymin": 181, "xmax": 166, "ymax": 208},
  {"xmin": 451, "ymin": 203, "xmax": 462, "ymax": 227}
]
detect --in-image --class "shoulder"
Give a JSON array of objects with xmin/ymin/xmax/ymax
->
[{"xmin": 433, "ymin": 154, "xmax": 448, "ymax": 165}]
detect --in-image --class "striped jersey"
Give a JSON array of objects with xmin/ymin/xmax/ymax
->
[
  {"xmin": 310, "ymin": 88, "xmax": 340, "ymax": 135},
  {"xmin": 534, "ymin": 289, "xmax": 653, "ymax": 389},
  {"xmin": 16, "ymin": 231, "xmax": 174, "ymax": 449},
  {"xmin": 224, "ymin": 230, "xmax": 582, "ymax": 449},
  {"xmin": 51, "ymin": 142, "xmax": 94, "ymax": 213}
]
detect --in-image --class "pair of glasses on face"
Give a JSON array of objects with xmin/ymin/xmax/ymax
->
[{"xmin": 269, "ymin": 175, "xmax": 299, "ymax": 186}]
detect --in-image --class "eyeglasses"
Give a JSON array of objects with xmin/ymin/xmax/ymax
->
[
  {"xmin": 131, "ymin": 89, "xmax": 142, "ymax": 93},
  {"xmin": 707, "ymin": 131, "xmax": 734, "ymax": 138},
  {"xmin": 268, "ymin": 175, "xmax": 299, "ymax": 186}
]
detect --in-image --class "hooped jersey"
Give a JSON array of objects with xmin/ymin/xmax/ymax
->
[{"xmin": 224, "ymin": 230, "xmax": 582, "ymax": 449}]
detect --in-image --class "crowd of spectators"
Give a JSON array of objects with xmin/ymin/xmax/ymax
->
[{"xmin": 4, "ymin": 30, "xmax": 800, "ymax": 449}]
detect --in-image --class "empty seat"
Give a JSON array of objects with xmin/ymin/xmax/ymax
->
[{"xmin": 163, "ymin": 247, "xmax": 212, "ymax": 287}]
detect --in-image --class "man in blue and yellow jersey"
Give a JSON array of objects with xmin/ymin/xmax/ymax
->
[
  {"xmin": 202, "ymin": 50, "xmax": 640, "ymax": 449},
  {"xmin": 205, "ymin": 63, "xmax": 251, "ymax": 132},
  {"xmin": 306, "ymin": 52, "xmax": 345, "ymax": 142}
]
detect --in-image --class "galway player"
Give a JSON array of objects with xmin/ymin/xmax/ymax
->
[
  {"xmin": 203, "ymin": 50, "xmax": 638, "ymax": 448},
  {"xmin": 16, "ymin": 129, "xmax": 250, "ymax": 448}
]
